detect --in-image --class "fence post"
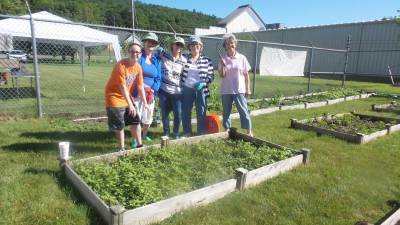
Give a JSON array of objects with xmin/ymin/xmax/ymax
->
[
  {"xmin": 342, "ymin": 35, "xmax": 351, "ymax": 87},
  {"xmin": 307, "ymin": 43, "xmax": 314, "ymax": 93},
  {"xmin": 251, "ymin": 34, "xmax": 259, "ymax": 97},
  {"xmin": 25, "ymin": 0, "xmax": 43, "ymax": 118}
]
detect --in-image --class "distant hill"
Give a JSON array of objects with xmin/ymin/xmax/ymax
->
[{"xmin": 0, "ymin": 0, "xmax": 219, "ymax": 33}]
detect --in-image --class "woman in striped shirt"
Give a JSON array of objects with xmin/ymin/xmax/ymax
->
[{"xmin": 181, "ymin": 35, "xmax": 214, "ymax": 136}]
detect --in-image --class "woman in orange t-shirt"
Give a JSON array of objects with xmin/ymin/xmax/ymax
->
[{"xmin": 105, "ymin": 38, "xmax": 147, "ymax": 151}]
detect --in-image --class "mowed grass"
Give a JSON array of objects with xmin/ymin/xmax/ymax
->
[
  {"xmin": 2, "ymin": 62, "xmax": 400, "ymax": 117},
  {"xmin": 1, "ymin": 96, "xmax": 400, "ymax": 225}
]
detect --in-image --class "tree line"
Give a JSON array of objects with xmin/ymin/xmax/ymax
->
[{"xmin": 0, "ymin": 0, "xmax": 219, "ymax": 33}]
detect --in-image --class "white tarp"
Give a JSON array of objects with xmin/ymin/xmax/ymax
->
[
  {"xmin": 0, "ymin": 34, "xmax": 13, "ymax": 51},
  {"xmin": 259, "ymin": 46, "xmax": 307, "ymax": 76},
  {"xmin": 0, "ymin": 11, "xmax": 121, "ymax": 61}
]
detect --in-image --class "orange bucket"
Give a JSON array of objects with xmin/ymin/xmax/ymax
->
[{"xmin": 206, "ymin": 114, "xmax": 222, "ymax": 134}]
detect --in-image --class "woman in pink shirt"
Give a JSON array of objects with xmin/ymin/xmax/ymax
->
[{"xmin": 218, "ymin": 33, "xmax": 253, "ymax": 136}]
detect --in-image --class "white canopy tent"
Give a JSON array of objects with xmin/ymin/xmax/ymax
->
[{"xmin": 0, "ymin": 11, "xmax": 122, "ymax": 92}]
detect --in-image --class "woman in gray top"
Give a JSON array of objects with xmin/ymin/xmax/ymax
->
[{"xmin": 158, "ymin": 36, "xmax": 187, "ymax": 138}]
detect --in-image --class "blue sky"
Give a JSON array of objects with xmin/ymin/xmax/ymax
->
[{"xmin": 140, "ymin": 0, "xmax": 399, "ymax": 27}]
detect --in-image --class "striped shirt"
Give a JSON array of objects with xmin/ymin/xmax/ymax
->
[
  {"xmin": 160, "ymin": 52, "xmax": 187, "ymax": 94},
  {"xmin": 181, "ymin": 54, "xmax": 214, "ymax": 97}
]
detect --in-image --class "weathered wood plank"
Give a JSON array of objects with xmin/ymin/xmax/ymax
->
[
  {"xmin": 372, "ymin": 102, "xmax": 400, "ymax": 114},
  {"xmin": 327, "ymin": 98, "xmax": 345, "ymax": 105},
  {"xmin": 291, "ymin": 120, "xmax": 362, "ymax": 143},
  {"xmin": 279, "ymin": 104, "xmax": 305, "ymax": 111},
  {"xmin": 64, "ymin": 164, "xmax": 112, "ymax": 225},
  {"xmin": 380, "ymin": 207, "xmax": 400, "ymax": 225},
  {"xmin": 353, "ymin": 113, "xmax": 400, "ymax": 123},
  {"xmin": 123, "ymin": 179, "xmax": 237, "ymax": 225},
  {"xmin": 229, "ymin": 129, "xmax": 287, "ymax": 149},
  {"xmin": 75, "ymin": 144, "xmax": 162, "ymax": 164},
  {"xmin": 388, "ymin": 124, "xmax": 400, "ymax": 133},
  {"xmin": 305, "ymin": 101, "xmax": 328, "ymax": 109},
  {"xmin": 244, "ymin": 154, "xmax": 304, "ymax": 188},
  {"xmin": 168, "ymin": 132, "xmax": 229, "ymax": 146},
  {"xmin": 345, "ymin": 95, "xmax": 360, "ymax": 101},
  {"xmin": 250, "ymin": 106, "xmax": 280, "ymax": 116},
  {"xmin": 360, "ymin": 129, "xmax": 388, "ymax": 144}
]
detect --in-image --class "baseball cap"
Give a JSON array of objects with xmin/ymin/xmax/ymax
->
[
  {"xmin": 142, "ymin": 32, "xmax": 159, "ymax": 44},
  {"xmin": 188, "ymin": 35, "xmax": 202, "ymax": 46},
  {"xmin": 173, "ymin": 36, "xmax": 185, "ymax": 46}
]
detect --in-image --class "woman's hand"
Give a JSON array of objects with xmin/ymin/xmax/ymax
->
[
  {"xmin": 195, "ymin": 81, "xmax": 206, "ymax": 91},
  {"xmin": 128, "ymin": 103, "xmax": 136, "ymax": 117},
  {"xmin": 245, "ymin": 89, "xmax": 252, "ymax": 98}
]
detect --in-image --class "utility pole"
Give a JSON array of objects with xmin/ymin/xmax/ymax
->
[{"xmin": 131, "ymin": 0, "xmax": 135, "ymax": 34}]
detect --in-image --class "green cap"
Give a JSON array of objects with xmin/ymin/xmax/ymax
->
[
  {"xmin": 142, "ymin": 32, "xmax": 159, "ymax": 44},
  {"xmin": 173, "ymin": 36, "xmax": 185, "ymax": 46}
]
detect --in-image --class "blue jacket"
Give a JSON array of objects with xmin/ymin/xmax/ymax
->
[{"xmin": 138, "ymin": 50, "xmax": 161, "ymax": 92}]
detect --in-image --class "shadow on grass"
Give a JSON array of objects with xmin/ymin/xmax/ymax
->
[
  {"xmin": 20, "ymin": 130, "xmax": 165, "ymax": 143},
  {"xmin": 4, "ymin": 130, "xmax": 164, "ymax": 153},
  {"xmin": 24, "ymin": 167, "xmax": 106, "ymax": 225},
  {"xmin": 20, "ymin": 130, "xmax": 112, "ymax": 142},
  {"xmin": 3, "ymin": 142, "xmax": 109, "ymax": 153}
]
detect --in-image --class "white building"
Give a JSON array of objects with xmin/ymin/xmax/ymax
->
[{"xmin": 195, "ymin": 4, "xmax": 266, "ymax": 35}]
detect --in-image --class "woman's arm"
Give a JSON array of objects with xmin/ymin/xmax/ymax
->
[
  {"xmin": 244, "ymin": 71, "xmax": 251, "ymax": 96},
  {"xmin": 218, "ymin": 58, "xmax": 226, "ymax": 78},
  {"xmin": 243, "ymin": 56, "xmax": 252, "ymax": 96}
]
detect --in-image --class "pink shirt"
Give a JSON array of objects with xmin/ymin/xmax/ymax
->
[{"xmin": 219, "ymin": 52, "xmax": 251, "ymax": 95}]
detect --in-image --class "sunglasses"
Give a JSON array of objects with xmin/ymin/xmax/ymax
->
[
  {"xmin": 130, "ymin": 50, "xmax": 141, "ymax": 55},
  {"xmin": 190, "ymin": 43, "xmax": 201, "ymax": 47}
]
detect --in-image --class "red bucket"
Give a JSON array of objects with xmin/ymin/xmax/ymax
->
[{"xmin": 206, "ymin": 114, "xmax": 222, "ymax": 134}]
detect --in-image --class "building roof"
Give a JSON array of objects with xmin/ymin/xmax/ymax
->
[{"xmin": 218, "ymin": 4, "xmax": 266, "ymax": 29}]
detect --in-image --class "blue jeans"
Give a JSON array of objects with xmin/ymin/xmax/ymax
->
[
  {"xmin": 182, "ymin": 86, "xmax": 207, "ymax": 135},
  {"xmin": 158, "ymin": 89, "xmax": 182, "ymax": 136},
  {"xmin": 222, "ymin": 94, "xmax": 252, "ymax": 130}
]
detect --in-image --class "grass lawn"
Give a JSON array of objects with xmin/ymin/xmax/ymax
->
[
  {"xmin": 2, "ymin": 62, "xmax": 400, "ymax": 117},
  {"xmin": 1, "ymin": 95, "xmax": 400, "ymax": 225}
]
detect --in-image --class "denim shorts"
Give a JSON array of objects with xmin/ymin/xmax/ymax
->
[{"xmin": 106, "ymin": 107, "xmax": 140, "ymax": 131}]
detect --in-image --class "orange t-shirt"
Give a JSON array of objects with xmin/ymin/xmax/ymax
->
[{"xmin": 105, "ymin": 58, "xmax": 143, "ymax": 107}]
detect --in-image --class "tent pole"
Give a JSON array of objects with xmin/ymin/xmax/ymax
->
[{"xmin": 80, "ymin": 44, "xmax": 85, "ymax": 93}]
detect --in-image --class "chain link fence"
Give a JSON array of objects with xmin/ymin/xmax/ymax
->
[{"xmin": 0, "ymin": 12, "xmax": 397, "ymax": 119}]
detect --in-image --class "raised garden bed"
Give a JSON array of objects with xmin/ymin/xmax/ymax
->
[
  {"xmin": 372, "ymin": 101, "xmax": 400, "ymax": 114},
  {"xmin": 290, "ymin": 112, "xmax": 400, "ymax": 144},
  {"xmin": 230, "ymin": 90, "xmax": 374, "ymax": 120},
  {"xmin": 60, "ymin": 129, "xmax": 310, "ymax": 225}
]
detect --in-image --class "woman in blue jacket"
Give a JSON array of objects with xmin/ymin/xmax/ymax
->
[{"xmin": 133, "ymin": 32, "xmax": 161, "ymax": 142}]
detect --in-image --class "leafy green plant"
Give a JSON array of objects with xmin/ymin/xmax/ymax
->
[
  {"xmin": 306, "ymin": 114, "xmax": 395, "ymax": 134},
  {"xmin": 74, "ymin": 139, "xmax": 297, "ymax": 209},
  {"xmin": 207, "ymin": 84, "xmax": 223, "ymax": 112}
]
